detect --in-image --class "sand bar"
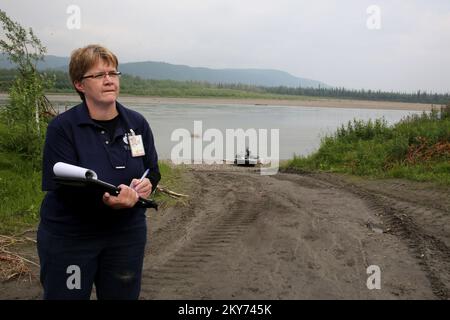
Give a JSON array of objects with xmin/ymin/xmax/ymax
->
[{"xmin": 0, "ymin": 93, "xmax": 441, "ymax": 111}]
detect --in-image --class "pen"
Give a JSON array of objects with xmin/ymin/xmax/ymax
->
[
  {"xmin": 130, "ymin": 168, "xmax": 150, "ymax": 188},
  {"xmin": 139, "ymin": 168, "xmax": 150, "ymax": 182}
]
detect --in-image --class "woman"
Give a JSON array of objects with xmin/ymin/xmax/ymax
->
[{"xmin": 37, "ymin": 44, "xmax": 160, "ymax": 299}]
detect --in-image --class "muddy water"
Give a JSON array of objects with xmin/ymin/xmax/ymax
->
[
  {"xmin": 134, "ymin": 103, "xmax": 420, "ymax": 160},
  {"xmin": 0, "ymin": 94, "xmax": 421, "ymax": 159}
]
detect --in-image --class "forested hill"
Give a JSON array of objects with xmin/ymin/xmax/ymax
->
[
  {"xmin": 1, "ymin": 54, "xmax": 448, "ymax": 104},
  {"xmin": 0, "ymin": 54, "xmax": 327, "ymax": 88},
  {"xmin": 119, "ymin": 61, "xmax": 327, "ymax": 88}
]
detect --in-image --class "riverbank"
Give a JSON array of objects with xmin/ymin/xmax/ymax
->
[
  {"xmin": 285, "ymin": 107, "xmax": 450, "ymax": 185},
  {"xmin": 0, "ymin": 93, "xmax": 439, "ymax": 111},
  {"xmin": 118, "ymin": 96, "xmax": 437, "ymax": 111}
]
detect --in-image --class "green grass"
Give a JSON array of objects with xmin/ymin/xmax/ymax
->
[
  {"xmin": 153, "ymin": 161, "xmax": 188, "ymax": 208},
  {"xmin": 285, "ymin": 107, "xmax": 450, "ymax": 185},
  {"xmin": 0, "ymin": 151, "xmax": 43, "ymax": 234}
]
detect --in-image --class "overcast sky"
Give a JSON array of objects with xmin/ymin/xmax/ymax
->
[{"xmin": 1, "ymin": 0, "xmax": 449, "ymax": 93}]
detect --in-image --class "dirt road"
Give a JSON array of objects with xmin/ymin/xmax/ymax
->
[{"xmin": 1, "ymin": 166, "xmax": 449, "ymax": 299}]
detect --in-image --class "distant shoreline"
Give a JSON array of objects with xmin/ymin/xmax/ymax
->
[{"xmin": 0, "ymin": 93, "xmax": 439, "ymax": 111}]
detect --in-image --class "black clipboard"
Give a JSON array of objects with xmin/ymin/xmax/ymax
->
[{"xmin": 53, "ymin": 177, "xmax": 158, "ymax": 210}]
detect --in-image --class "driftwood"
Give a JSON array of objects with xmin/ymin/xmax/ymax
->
[
  {"xmin": 157, "ymin": 186, "xmax": 189, "ymax": 198},
  {"xmin": 0, "ymin": 234, "xmax": 39, "ymax": 281}
]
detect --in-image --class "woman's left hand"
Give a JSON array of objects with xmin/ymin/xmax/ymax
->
[
  {"xmin": 103, "ymin": 184, "xmax": 139, "ymax": 210},
  {"xmin": 130, "ymin": 177, "xmax": 153, "ymax": 199}
]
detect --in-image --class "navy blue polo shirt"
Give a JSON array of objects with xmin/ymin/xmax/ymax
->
[{"xmin": 40, "ymin": 101, "xmax": 160, "ymax": 236}]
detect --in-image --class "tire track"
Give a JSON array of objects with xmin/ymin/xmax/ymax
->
[
  {"xmin": 282, "ymin": 172, "xmax": 450, "ymax": 300},
  {"xmin": 141, "ymin": 167, "xmax": 448, "ymax": 299},
  {"xmin": 140, "ymin": 170, "xmax": 268, "ymax": 299}
]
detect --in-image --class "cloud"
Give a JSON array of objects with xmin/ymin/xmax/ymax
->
[{"xmin": 1, "ymin": 0, "xmax": 449, "ymax": 92}]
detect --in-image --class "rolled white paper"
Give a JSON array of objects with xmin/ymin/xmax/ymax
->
[{"xmin": 53, "ymin": 162, "xmax": 98, "ymax": 180}]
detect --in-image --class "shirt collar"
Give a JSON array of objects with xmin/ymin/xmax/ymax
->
[{"xmin": 74, "ymin": 100, "xmax": 132, "ymax": 128}]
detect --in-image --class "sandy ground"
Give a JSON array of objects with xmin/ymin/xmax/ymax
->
[
  {"xmin": 0, "ymin": 93, "xmax": 439, "ymax": 111},
  {"xmin": 1, "ymin": 166, "xmax": 449, "ymax": 300}
]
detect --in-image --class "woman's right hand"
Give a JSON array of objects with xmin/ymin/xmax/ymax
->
[{"xmin": 102, "ymin": 184, "xmax": 139, "ymax": 210}]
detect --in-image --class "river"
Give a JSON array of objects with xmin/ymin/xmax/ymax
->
[{"xmin": 0, "ymin": 94, "xmax": 421, "ymax": 160}]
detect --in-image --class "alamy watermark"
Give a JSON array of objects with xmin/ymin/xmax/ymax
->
[
  {"xmin": 66, "ymin": 265, "xmax": 81, "ymax": 290},
  {"xmin": 66, "ymin": 5, "xmax": 81, "ymax": 30},
  {"xmin": 366, "ymin": 5, "xmax": 381, "ymax": 30},
  {"xmin": 170, "ymin": 121, "xmax": 280, "ymax": 175},
  {"xmin": 366, "ymin": 265, "xmax": 381, "ymax": 290}
]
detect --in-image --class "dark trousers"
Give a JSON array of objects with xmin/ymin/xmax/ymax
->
[{"xmin": 37, "ymin": 224, "xmax": 147, "ymax": 300}]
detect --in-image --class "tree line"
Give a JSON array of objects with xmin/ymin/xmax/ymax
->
[
  {"xmin": 0, "ymin": 68, "xmax": 448, "ymax": 105},
  {"xmin": 262, "ymin": 85, "xmax": 449, "ymax": 105}
]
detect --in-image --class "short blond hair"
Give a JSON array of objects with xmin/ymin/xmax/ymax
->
[{"xmin": 69, "ymin": 44, "xmax": 119, "ymax": 100}]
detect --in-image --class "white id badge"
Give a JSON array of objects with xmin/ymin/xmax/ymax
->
[{"xmin": 128, "ymin": 134, "xmax": 146, "ymax": 157}]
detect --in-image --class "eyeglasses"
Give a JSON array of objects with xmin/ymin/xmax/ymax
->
[{"xmin": 81, "ymin": 71, "xmax": 122, "ymax": 80}]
